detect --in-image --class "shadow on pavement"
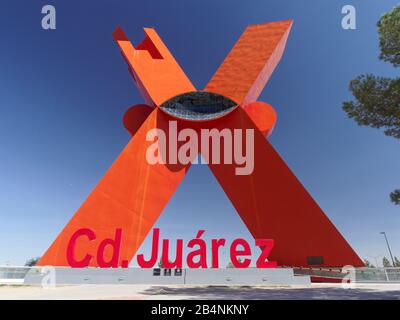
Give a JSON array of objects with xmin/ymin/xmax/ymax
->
[{"xmin": 140, "ymin": 285, "xmax": 400, "ymax": 300}]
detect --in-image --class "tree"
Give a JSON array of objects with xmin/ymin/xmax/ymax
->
[
  {"xmin": 226, "ymin": 258, "xmax": 243, "ymax": 268},
  {"xmin": 378, "ymin": 6, "xmax": 400, "ymax": 66},
  {"xmin": 383, "ymin": 256, "xmax": 392, "ymax": 267},
  {"xmin": 390, "ymin": 190, "xmax": 400, "ymax": 205},
  {"xmin": 363, "ymin": 259, "xmax": 375, "ymax": 268},
  {"xmin": 157, "ymin": 258, "xmax": 174, "ymax": 268},
  {"xmin": 343, "ymin": 5, "xmax": 400, "ymax": 205},
  {"xmin": 24, "ymin": 257, "xmax": 40, "ymax": 267},
  {"xmin": 394, "ymin": 256, "xmax": 400, "ymax": 267}
]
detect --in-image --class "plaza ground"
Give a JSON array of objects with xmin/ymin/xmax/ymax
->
[{"xmin": 0, "ymin": 283, "xmax": 399, "ymax": 300}]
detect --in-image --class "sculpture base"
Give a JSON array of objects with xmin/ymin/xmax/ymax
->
[{"xmin": 24, "ymin": 267, "xmax": 310, "ymax": 286}]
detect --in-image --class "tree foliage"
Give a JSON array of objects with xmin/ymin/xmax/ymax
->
[
  {"xmin": 390, "ymin": 190, "xmax": 400, "ymax": 205},
  {"xmin": 363, "ymin": 259, "xmax": 375, "ymax": 268},
  {"xmin": 382, "ymin": 256, "xmax": 392, "ymax": 267},
  {"xmin": 343, "ymin": 75, "xmax": 400, "ymax": 138},
  {"xmin": 343, "ymin": 5, "xmax": 400, "ymax": 205},
  {"xmin": 24, "ymin": 257, "xmax": 40, "ymax": 267},
  {"xmin": 378, "ymin": 6, "xmax": 400, "ymax": 67}
]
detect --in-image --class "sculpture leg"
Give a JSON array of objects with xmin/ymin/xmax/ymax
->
[
  {"xmin": 206, "ymin": 107, "xmax": 364, "ymax": 267},
  {"xmin": 38, "ymin": 109, "xmax": 191, "ymax": 267}
]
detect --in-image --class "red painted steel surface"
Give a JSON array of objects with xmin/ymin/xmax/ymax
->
[
  {"xmin": 113, "ymin": 27, "xmax": 195, "ymax": 107},
  {"xmin": 205, "ymin": 20, "xmax": 293, "ymax": 105},
  {"xmin": 206, "ymin": 108, "xmax": 363, "ymax": 267},
  {"xmin": 39, "ymin": 109, "xmax": 191, "ymax": 266},
  {"xmin": 39, "ymin": 21, "xmax": 363, "ymax": 268}
]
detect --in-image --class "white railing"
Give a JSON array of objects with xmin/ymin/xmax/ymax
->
[
  {"xmin": 1, "ymin": 266, "xmax": 400, "ymax": 285},
  {"xmin": 294, "ymin": 267, "xmax": 400, "ymax": 283},
  {"xmin": 0, "ymin": 266, "xmax": 31, "ymax": 284}
]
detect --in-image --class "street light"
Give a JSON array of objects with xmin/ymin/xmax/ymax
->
[{"xmin": 380, "ymin": 232, "xmax": 395, "ymax": 267}]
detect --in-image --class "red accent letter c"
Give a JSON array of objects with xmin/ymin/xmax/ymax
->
[{"xmin": 66, "ymin": 228, "xmax": 95, "ymax": 267}]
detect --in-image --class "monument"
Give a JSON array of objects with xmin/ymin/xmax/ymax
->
[{"xmin": 38, "ymin": 20, "xmax": 364, "ymax": 269}]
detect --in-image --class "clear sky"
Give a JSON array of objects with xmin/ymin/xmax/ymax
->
[{"xmin": 0, "ymin": 0, "xmax": 399, "ymax": 267}]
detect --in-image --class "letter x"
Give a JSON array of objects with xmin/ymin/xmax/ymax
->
[{"xmin": 39, "ymin": 21, "xmax": 363, "ymax": 268}]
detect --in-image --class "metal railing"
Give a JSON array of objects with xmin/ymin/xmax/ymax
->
[
  {"xmin": 1, "ymin": 266, "xmax": 400, "ymax": 285},
  {"xmin": 294, "ymin": 267, "xmax": 400, "ymax": 283},
  {"xmin": 0, "ymin": 266, "xmax": 31, "ymax": 284},
  {"xmin": 356, "ymin": 268, "xmax": 400, "ymax": 282}
]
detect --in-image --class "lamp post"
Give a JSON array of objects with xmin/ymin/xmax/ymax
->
[{"xmin": 380, "ymin": 232, "xmax": 395, "ymax": 267}]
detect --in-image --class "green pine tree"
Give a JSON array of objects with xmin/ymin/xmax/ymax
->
[
  {"xmin": 383, "ymin": 256, "xmax": 392, "ymax": 267},
  {"xmin": 24, "ymin": 257, "xmax": 40, "ymax": 267},
  {"xmin": 343, "ymin": 5, "xmax": 400, "ymax": 205},
  {"xmin": 363, "ymin": 259, "xmax": 375, "ymax": 268}
]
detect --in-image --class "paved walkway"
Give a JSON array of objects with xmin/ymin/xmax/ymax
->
[{"xmin": 0, "ymin": 283, "xmax": 399, "ymax": 300}]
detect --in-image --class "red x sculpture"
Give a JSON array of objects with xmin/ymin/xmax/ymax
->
[{"xmin": 38, "ymin": 20, "xmax": 364, "ymax": 268}]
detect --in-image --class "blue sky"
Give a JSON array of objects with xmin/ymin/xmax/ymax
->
[{"xmin": 0, "ymin": 0, "xmax": 399, "ymax": 267}]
